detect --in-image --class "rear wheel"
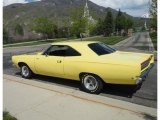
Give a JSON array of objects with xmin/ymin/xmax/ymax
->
[
  {"xmin": 20, "ymin": 64, "xmax": 32, "ymax": 79},
  {"xmin": 80, "ymin": 74, "xmax": 103, "ymax": 94}
]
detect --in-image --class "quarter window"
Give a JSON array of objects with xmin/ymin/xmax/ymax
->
[{"xmin": 88, "ymin": 43, "xmax": 116, "ymax": 55}]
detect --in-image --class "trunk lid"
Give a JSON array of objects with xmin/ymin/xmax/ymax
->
[{"xmin": 99, "ymin": 51, "xmax": 153, "ymax": 66}]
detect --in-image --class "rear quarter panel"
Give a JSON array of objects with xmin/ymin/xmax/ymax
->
[{"xmin": 64, "ymin": 57, "xmax": 140, "ymax": 84}]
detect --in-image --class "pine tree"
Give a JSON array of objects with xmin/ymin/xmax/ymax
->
[
  {"xmin": 115, "ymin": 9, "xmax": 122, "ymax": 32},
  {"xmin": 115, "ymin": 9, "xmax": 129, "ymax": 35},
  {"xmin": 103, "ymin": 11, "xmax": 114, "ymax": 36}
]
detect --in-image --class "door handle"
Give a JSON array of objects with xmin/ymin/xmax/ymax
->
[{"xmin": 57, "ymin": 60, "xmax": 62, "ymax": 63}]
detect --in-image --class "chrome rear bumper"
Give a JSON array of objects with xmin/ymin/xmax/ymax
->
[{"xmin": 136, "ymin": 63, "xmax": 154, "ymax": 85}]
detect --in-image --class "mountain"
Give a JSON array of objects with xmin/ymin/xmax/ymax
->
[
  {"xmin": 3, "ymin": 0, "xmax": 147, "ymax": 41},
  {"xmin": 3, "ymin": 0, "xmax": 114, "ymax": 26}
]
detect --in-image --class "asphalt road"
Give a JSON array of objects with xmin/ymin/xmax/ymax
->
[{"xmin": 3, "ymin": 32, "xmax": 157, "ymax": 108}]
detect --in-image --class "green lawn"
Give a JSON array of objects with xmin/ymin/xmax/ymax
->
[
  {"xmin": 4, "ymin": 36, "xmax": 128, "ymax": 48},
  {"xmin": 84, "ymin": 36, "xmax": 128, "ymax": 45},
  {"xmin": 3, "ymin": 38, "xmax": 67, "ymax": 48},
  {"xmin": 149, "ymin": 32, "xmax": 157, "ymax": 50},
  {"xmin": 3, "ymin": 111, "xmax": 17, "ymax": 120}
]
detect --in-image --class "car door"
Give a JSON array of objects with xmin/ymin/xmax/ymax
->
[
  {"xmin": 63, "ymin": 46, "xmax": 81, "ymax": 80},
  {"xmin": 34, "ymin": 45, "xmax": 65, "ymax": 77}
]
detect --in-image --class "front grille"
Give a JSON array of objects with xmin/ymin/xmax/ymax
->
[{"xmin": 141, "ymin": 57, "xmax": 151, "ymax": 70}]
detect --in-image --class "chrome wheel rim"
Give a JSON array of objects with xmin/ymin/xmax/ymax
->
[
  {"xmin": 22, "ymin": 66, "xmax": 29, "ymax": 77},
  {"xmin": 83, "ymin": 75, "xmax": 98, "ymax": 91}
]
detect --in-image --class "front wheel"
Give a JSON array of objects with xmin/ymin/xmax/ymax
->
[
  {"xmin": 20, "ymin": 64, "xmax": 32, "ymax": 79},
  {"xmin": 80, "ymin": 74, "xmax": 103, "ymax": 94}
]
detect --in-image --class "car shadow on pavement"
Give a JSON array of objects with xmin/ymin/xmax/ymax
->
[
  {"xmin": 15, "ymin": 72, "xmax": 141, "ymax": 98},
  {"xmin": 101, "ymin": 83, "xmax": 142, "ymax": 98},
  {"xmin": 15, "ymin": 72, "xmax": 80, "ymax": 90}
]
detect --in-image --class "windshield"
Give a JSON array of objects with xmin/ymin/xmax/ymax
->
[{"xmin": 88, "ymin": 43, "xmax": 116, "ymax": 55}]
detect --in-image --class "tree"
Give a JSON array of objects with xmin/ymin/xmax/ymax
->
[
  {"xmin": 69, "ymin": 7, "xmax": 87, "ymax": 37},
  {"xmin": 150, "ymin": 0, "xmax": 157, "ymax": 30},
  {"xmin": 115, "ymin": 9, "xmax": 122, "ymax": 32},
  {"xmin": 115, "ymin": 9, "xmax": 126, "ymax": 32},
  {"xmin": 103, "ymin": 11, "xmax": 114, "ymax": 36},
  {"xmin": 15, "ymin": 24, "xmax": 24, "ymax": 36},
  {"xmin": 126, "ymin": 18, "xmax": 133, "ymax": 31},
  {"xmin": 71, "ymin": 17, "xmax": 87, "ymax": 37},
  {"xmin": 63, "ymin": 18, "xmax": 72, "ymax": 38},
  {"xmin": 90, "ymin": 18, "xmax": 103, "ymax": 35},
  {"xmin": 121, "ymin": 15, "xmax": 126, "ymax": 30},
  {"xmin": 96, "ymin": 18, "xmax": 104, "ymax": 35},
  {"xmin": 3, "ymin": 28, "xmax": 9, "ymax": 44},
  {"xmin": 32, "ymin": 17, "xmax": 57, "ymax": 39},
  {"xmin": 57, "ymin": 27, "xmax": 68, "ymax": 38}
]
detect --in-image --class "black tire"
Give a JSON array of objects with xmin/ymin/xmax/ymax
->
[
  {"xmin": 80, "ymin": 74, "xmax": 103, "ymax": 94},
  {"xmin": 20, "ymin": 64, "xmax": 32, "ymax": 79}
]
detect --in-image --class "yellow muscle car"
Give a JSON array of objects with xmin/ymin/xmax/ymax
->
[{"xmin": 12, "ymin": 41, "xmax": 154, "ymax": 94}]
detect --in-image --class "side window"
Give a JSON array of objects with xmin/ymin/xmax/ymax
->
[
  {"xmin": 45, "ymin": 45, "xmax": 66, "ymax": 56},
  {"xmin": 65, "ymin": 47, "xmax": 81, "ymax": 56},
  {"xmin": 44, "ymin": 45, "xmax": 81, "ymax": 56}
]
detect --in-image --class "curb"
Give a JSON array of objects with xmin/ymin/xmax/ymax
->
[
  {"xmin": 3, "ymin": 38, "xmax": 67, "ymax": 47},
  {"xmin": 3, "ymin": 74, "xmax": 157, "ymax": 117},
  {"xmin": 3, "ymin": 43, "xmax": 50, "ymax": 49},
  {"xmin": 3, "ymin": 36, "xmax": 101, "ymax": 49},
  {"xmin": 147, "ymin": 32, "xmax": 155, "ymax": 52},
  {"xmin": 113, "ymin": 36, "xmax": 133, "ymax": 47}
]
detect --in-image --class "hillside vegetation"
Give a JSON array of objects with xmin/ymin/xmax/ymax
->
[{"xmin": 3, "ymin": 0, "xmax": 147, "ymax": 43}]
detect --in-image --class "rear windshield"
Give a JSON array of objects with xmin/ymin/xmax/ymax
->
[{"xmin": 88, "ymin": 43, "xmax": 116, "ymax": 55}]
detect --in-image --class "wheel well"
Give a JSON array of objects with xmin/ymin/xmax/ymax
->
[
  {"xmin": 18, "ymin": 62, "xmax": 27, "ymax": 67},
  {"xmin": 79, "ymin": 72, "xmax": 105, "ymax": 83}
]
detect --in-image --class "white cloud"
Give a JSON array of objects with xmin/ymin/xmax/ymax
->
[
  {"xmin": 89, "ymin": 0, "xmax": 149, "ymax": 9},
  {"xmin": 3, "ymin": 0, "xmax": 40, "ymax": 6},
  {"xmin": 122, "ymin": 8, "xmax": 150, "ymax": 17},
  {"xmin": 89, "ymin": 0, "xmax": 150, "ymax": 17},
  {"xmin": 3, "ymin": 0, "xmax": 26, "ymax": 6}
]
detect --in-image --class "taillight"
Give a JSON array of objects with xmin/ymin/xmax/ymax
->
[{"xmin": 141, "ymin": 58, "xmax": 150, "ymax": 70}]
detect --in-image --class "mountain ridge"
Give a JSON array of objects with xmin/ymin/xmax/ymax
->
[
  {"xmin": 3, "ymin": 0, "xmax": 134, "ymax": 28},
  {"xmin": 3, "ymin": 0, "xmax": 147, "ymax": 41}
]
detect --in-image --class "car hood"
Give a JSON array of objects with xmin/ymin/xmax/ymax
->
[
  {"xmin": 99, "ymin": 51, "xmax": 153, "ymax": 66},
  {"xmin": 23, "ymin": 52, "xmax": 42, "ymax": 55}
]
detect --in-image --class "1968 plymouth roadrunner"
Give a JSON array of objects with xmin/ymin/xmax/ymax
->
[{"xmin": 12, "ymin": 41, "xmax": 154, "ymax": 94}]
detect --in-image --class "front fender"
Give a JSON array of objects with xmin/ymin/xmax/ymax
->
[{"xmin": 12, "ymin": 55, "xmax": 36, "ymax": 73}]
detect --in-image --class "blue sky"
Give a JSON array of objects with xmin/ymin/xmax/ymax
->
[{"xmin": 3, "ymin": 0, "xmax": 150, "ymax": 17}]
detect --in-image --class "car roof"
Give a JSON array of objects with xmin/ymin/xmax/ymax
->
[{"xmin": 51, "ymin": 41, "xmax": 100, "ymax": 56}]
